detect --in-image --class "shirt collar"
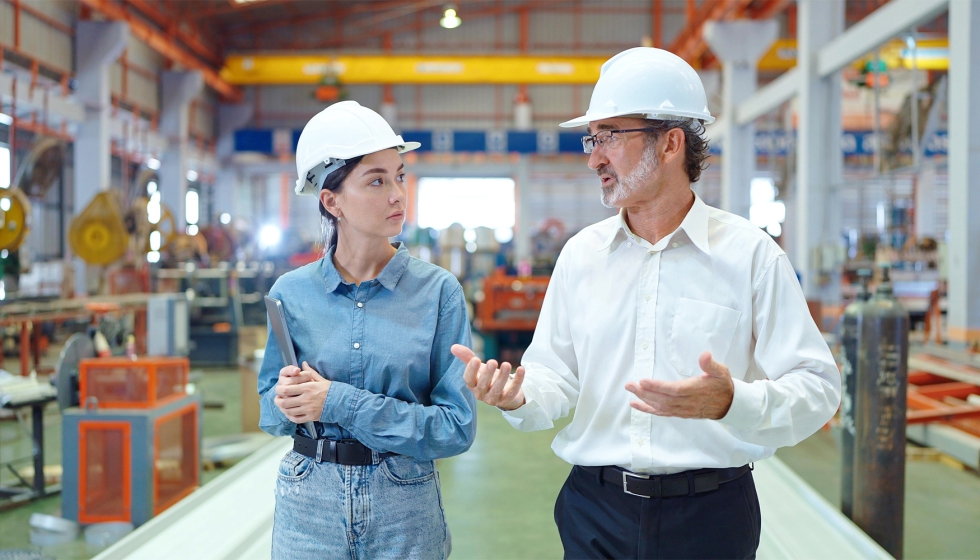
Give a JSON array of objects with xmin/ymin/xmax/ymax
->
[
  {"xmin": 597, "ymin": 192, "xmax": 711, "ymax": 255},
  {"xmin": 320, "ymin": 242, "xmax": 410, "ymax": 293}
]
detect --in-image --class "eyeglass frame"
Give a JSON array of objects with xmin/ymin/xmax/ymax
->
[{"xmin": 580, "ymin": 126, "xmax": 668, "ymax": 154}]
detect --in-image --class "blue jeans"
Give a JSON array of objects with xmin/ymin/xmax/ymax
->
[{"xmin": 272, "ymin": 450, "xmax": 451, "ymax": 559}]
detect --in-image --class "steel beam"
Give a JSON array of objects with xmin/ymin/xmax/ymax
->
[
  {"xmin": 947, "ymin": 0, "xmax": 980, "ymax": 347},
  {"xmin": 817, "ymin": 0, "xmax": 949, "ymax": 77},
  {"xmin": 78, "ymin": 0, "xmax": 241, "ymax": 102},
  {"xmin": 735, "ymin": 67, "xmax": 799, "ymax": 125}
]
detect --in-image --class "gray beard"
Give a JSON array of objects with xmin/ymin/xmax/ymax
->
[{"xmin": 599, "ymin": 144, "xmax": 659, "ymax": 208}]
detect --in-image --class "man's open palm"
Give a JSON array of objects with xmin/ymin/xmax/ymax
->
[{"xmin": 451, "ymin": 344, "xmax": 526, "ymax": 411}]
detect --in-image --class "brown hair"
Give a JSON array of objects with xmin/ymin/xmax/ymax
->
[
  {"xmin": 643, "ymin": 119, "xmax": 710, "ymax": 183},
  {"xmin": 318, "ymin": 155, "xmax": 364, "ymax": 250}
]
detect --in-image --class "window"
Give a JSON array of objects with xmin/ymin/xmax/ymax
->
[{"xmin": 416, "ymin": 177, "xmax": 515, "ymax": 241}]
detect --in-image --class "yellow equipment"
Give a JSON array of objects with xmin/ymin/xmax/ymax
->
[
  {"xmin": 69, "ymin": 191, "xmax": 128, "ymax": 265},
  {"xmin": 0, "ymin": 188, "xmax": 32, "ymax": 251}
]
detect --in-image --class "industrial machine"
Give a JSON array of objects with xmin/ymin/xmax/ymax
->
[{"xmin": 60, "ymin": 352, "xmax": 199, "ymax": 527}]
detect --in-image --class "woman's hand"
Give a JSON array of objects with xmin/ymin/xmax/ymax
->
[{"xmin": 274, "ymin": 362, "xmax": 331, "ymax": 424}]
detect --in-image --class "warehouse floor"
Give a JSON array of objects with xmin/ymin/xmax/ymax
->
[{"xmin": 1, "ymin": 348, "xmax": 979, "ymax": 559}]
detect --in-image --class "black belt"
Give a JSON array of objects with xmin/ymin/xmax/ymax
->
[
  {"xmin": 293, "ymin": 436, "xmax": 397, "ymax": 466},
  {"xmin": 579, "ymin": 464, "xmax": 751, "ymax": 499}
]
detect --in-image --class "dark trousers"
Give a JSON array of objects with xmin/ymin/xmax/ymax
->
[{"xmin": 555, "ymin": 466, "xmax": 761, "ymax": 560}]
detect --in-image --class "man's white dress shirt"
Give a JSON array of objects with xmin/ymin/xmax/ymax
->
[{"xmin": 502, "ymin": 194, "xmax": 841, "ymax": 474}]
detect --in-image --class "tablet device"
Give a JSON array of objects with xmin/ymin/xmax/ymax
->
[{"xmin": 265, "ymin": 296, "xmax": 318, "ymax": 438}]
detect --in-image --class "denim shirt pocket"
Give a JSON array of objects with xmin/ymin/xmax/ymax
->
[{"xmin": 668, "ymin": 298, "xmax": 741, "ymax": 377}]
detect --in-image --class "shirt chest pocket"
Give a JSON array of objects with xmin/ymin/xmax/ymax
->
[{"xmin": 668, "ymin": 298, "xmax": 741, "ymax": 377}]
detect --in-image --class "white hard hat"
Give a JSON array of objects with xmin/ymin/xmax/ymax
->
[
  {"xmin": 559, "ymin": 47, "xmax": 714, "ymax": 128},
  {"xmin": 294, "ymin": 100, "xmax": 420, "ymax": 196}
]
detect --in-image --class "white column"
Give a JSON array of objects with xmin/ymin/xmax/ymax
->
[
  {"xmin": 796, "ymin": 0, "xmax": 845, "ymax": 302},
  {"xmin": 158, "ymin": 71, "xmax": 203, "ymax": 231},
  {"xmin": 513, "ymin": 156, "xmax": 532, "ymax": 275},
  {"xmin": 214, "ymin": 103, "xmax": 253, "ymax": 222},
  {"xmin": 703, "ymin": 20, "xmax": 778, "ymax": 220},
  {"xmin": 947, "ymin": 0, "xmax": 980, "ymax": 347},
  {"xmin": 72, "ymin": 21, "xmax": 128, "ymax": 295}
]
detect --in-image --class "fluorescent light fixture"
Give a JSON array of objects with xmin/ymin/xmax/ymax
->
[
  {"xmin": 259, "ymin": 225, "xmax": 282, "ymax": 249},
  {"xmin": 185, "ymin": 190, "xmax": 199, "ymax": 225},
  {"xmin": 186, "ymin": 169, "xmax": 199, "ymax": 182},
  {"xmin": 440, "ymin": 4, "xmax": 461, "ymax": 29},
  {"xmin": 219, "ymin": 213, "xmax": 232, "ymax": 225},
  {"xmin": 147, "ymin": 158, "xmax": 161, "ymax": 170},
  {"xmin": 0, "ymin": 198, "xmax": 10, "ymax": 212},
  {"xmin": 0, "ymin": 113, "xmax": 12, "ymax": 126},
  {"xmin": 494, "ymin": 227, "xmax": 514, "ymax": 244},
  {"xmin": 147, "ymin": 251, "xmax": 160, "ymax": 263},
  {"xmin": 150, "ymin": 231, "xmax": 162, "ymax": 251},
  {"xmin": 148, "ymin": 192, "xmax": 162, "ymax": 224},
  {"xmin": 187, "ymin": 224, "xmax": 199, "ymax": 236},
  {"xmin": 147, "ymin": 181, "xmax": 158, "ymax": 195},
  {"xmin": 0, "ymin": 147, "xmax": 9, "ymax": 188}
]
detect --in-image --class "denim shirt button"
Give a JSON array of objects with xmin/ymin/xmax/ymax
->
[
  {"xmin": 357, "ymin": 302, "xmax": 364, "ymax": 308},
  {"xmin": 353, "ymin": 342, "xmax": 361, "ymax": 349}
]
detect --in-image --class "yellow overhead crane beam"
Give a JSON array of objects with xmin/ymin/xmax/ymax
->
[
  {"xmin": 221, "ymin": 55, "xmax": 607, "ymax": 85},
  {"xmin": 221, "ymin": 38, "xmax": 948, "ymax": 86}
]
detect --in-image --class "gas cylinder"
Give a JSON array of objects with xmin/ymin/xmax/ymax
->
[
  {"xmin": 853, "ymin": 264, "xmax": 909, "ymax": 559},
  {"xmin": 840, "ymin": 268, "xmax": 872, "ymax": 519}
]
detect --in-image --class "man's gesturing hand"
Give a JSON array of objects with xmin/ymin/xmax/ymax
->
[
  {"xmin": 450, "ymin": 344, "xmax": 526, "ymax": 411},
  {"xmin": 625, "ymin": 351, "xmax": 735, "ymax": 420}
]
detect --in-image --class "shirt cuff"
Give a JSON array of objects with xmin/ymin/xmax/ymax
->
[
  {"xmin": 499, "ymin": 381, "xmax": 552, "ymax": 430},
  {"xmin": 718, "ymin": 378, "xmax": 766, "ymax": 431},
  {"xmin": 320, "ymin": 381, "xmax": 358, "ymax": 426}
]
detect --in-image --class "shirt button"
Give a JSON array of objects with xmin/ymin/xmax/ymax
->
[
  {"xmin": 637, "ymin": 439, "xmax": 646, "ymax": 446},
  {"xmin": 357, "ymin": 302, "xmax": 364, "ymax": 308},
  {"xmin": 353, "ymin": 343, "xmax": 360, "ymax": 349},
  {"xmin": 642, "ymin": 343, "xmax": 649, "ymax": 350},
  {"xmin": 645, "ymin": 294, "xmax": 651, "ymax": 301},
  {"xmin": 627, "ymin": 242, "xmax": 633, "ymax": 248},
  {"xmin": 672, "ymin": 242, "xmax": 678, "ymax": 248}
]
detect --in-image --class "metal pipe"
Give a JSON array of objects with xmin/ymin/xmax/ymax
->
[
  {"xmin": 908, "ymin": 31, "xmax": 920, "ymax": 169},
  {"xmin": 872, "ymin": 50, "xmax": 882, "ymax": 175}
]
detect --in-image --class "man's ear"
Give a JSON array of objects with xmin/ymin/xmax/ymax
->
[
  {"xmin": 320, "ymin": 189, "xmax": 342, "ymax": 219},
  {"xmin": 659, "ymin": 128, "xmax": 686, "ymax": 167}
]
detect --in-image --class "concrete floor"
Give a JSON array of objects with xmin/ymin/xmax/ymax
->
[{"xmin": 1, "ymin": 360, "xmax": 979, "ymax": 558}]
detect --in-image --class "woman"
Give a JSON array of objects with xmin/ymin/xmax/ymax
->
[{"xmin": 257, "ymin": 101, "xmax": 476, "ymax": 559}]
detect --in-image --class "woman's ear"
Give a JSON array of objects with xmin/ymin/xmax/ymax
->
[{"xmin": 320, "ymin": 189, "xmax": 342, "ymax": 219}]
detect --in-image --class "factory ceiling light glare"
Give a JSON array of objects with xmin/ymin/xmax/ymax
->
[
  {"xmin": 440, "ymin": 4, "xmax": 461, "ymax": 29},
  {"xmin": 0, "ymin": 112, "xmax": 12, "ymax": 126}
]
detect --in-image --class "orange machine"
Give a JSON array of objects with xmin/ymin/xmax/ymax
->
[
  {"xmin": 63, "ymin": 356, "xmax": 199, "ymax": 526},
  {"xmin": 475, "ymin": 270, "xmax": 550, "ymax": 332}
]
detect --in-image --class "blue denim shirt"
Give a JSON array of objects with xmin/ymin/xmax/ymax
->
[{"xmin": 257, "ymin": 243, "xmax": 476, "ymax": 461}]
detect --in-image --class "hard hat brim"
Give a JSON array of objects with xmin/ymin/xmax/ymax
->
[
  {"xmin": 397, "ymin": 141, "xmax": 422, "ymax": 153},
  {"xmin": 559, "ymin": 110, "xmax": 715, "ymax": 128}
]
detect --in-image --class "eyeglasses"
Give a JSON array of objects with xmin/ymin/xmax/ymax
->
[{"xmin": 581, "ymin": 127, "xmax": 663, "ymax": 154}]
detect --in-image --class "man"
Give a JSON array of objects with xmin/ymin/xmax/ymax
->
[{"xmin": 451, "ymin": 47, "xmax": 840, "ymax": 559}]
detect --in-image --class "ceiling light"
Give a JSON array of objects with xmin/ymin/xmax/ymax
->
[
  {"xmin": 440, "ymin": 4, "xmax": 461, "ymax": 29},
  {"xmin": 0, "ymin": 113, "xmax": 12, "ymax": 126}
]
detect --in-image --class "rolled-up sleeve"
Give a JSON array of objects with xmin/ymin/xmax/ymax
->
[
  {"xmin": 501, "ymin": 254, "xmax": 579, "ymax": 431},
  {"xmin": 319, "ymin": 286, "xmax": 476, "ymax": 460},
  {"xmin": 719, "ymin": 254, "xmax": 842, "ymax": 447}
]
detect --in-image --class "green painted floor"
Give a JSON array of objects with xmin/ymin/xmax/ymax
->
[{"xmin": 1, "ymin": 365, "xmax": 980, "ymax": 559}]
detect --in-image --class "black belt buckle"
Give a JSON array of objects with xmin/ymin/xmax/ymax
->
[{"xmin": 623, "ymin": 471, "xmax": 660, "ymax": 498}]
